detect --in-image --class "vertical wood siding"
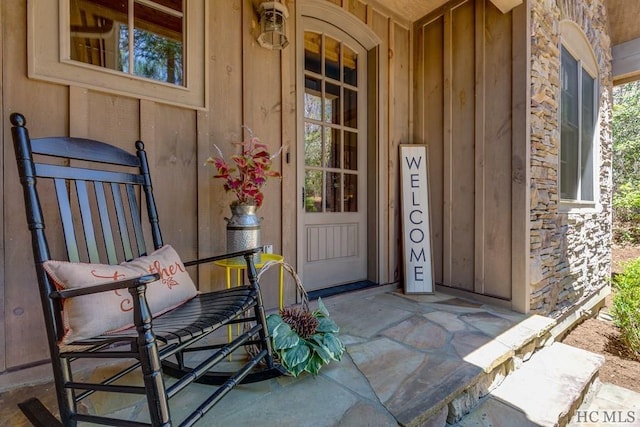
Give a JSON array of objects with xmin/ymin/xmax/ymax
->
[
  {"xmin": 0, "ymin": 0, "xmax": 412, "ymax": 376},
  {"xmin": 4, "ymin": 1, "xmax": 68, "ymax": 370},
  {"xmin": 389, "ymin": 22, "xmax": 412, "ymax": 284},
  {"xmin": 0, "ymin": 0, "xmax": 6, "ymax": 373},
  {"xmin": 414, "ymin": 0, "xmax": 514, "ymax": 300}
]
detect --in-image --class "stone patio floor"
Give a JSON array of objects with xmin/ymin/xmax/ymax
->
[{"xmin": 1, "ymin": 286, "xmax": 561, "ymax": 426}]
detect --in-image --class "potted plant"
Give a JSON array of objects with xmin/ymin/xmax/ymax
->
[
  {"xmin": 206, "ymin": 127, "xmax": 282, "ymax": 256},
  {"xmin": 266, "ymin": 298, "xmax": 345, "ymax": 377},
  {"xmin": 206, "ymin": 126, "xmax": 282, "ymax": 209}
]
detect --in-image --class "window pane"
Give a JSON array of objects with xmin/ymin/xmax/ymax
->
[
  {"xmin": 343, "ymin": 44, "xmax": 357, "ymax": 86},
  {"xmin": 325, "ymin": 36, "xmax": 340, "ymax": 81},
  {"xmin": 305, "ymin": 170, "xmax": 323, "ymax": 212},
  {"xmin": 305, "ymin": 77, "xmax": 322, "ymax": 120},
  {"xmin": 561, "ymin": 47, "xmax": 578, "ymax": 128},
  {"xmin": 560, "ymin": 46, "xmax": 585, "ymax": 201},
  {"xmin": 325, "ymin": 83, "xmax": 341, "ymax": 124},
  {"xmin": 344, "ymin": 88, "xmax": 358, "ymax": 128},
  {"xmin": 305, "ymin": 32, "xmax": 322, "ymax": 74},
  {"xmin": 305, "ymin": 123, "xmax": 322, "ymax": 167},
  {"xmin": 344, "ymin": 173, "xmax": 357, "ymax": 212},
  {"xmin": 70, "ymin": 0, "xmax": 185, "ymax": 86},
  {"xmin": 70, "ymin": 0, "xmax": 129, "ymax": 71},
  {"xmin": 581, "ymin": 72, "xmax": 595, "ymax": 201},
  {"xmin": 344, "ymin": 131, "xmax": 357, "ymax": 170},
  {"xmin": 132, "ymin": 2, "xmax": 183, "ymax": 85},
  {"xmin": 326, "ymin": 172, "xmax": 341, "ymax": 212},
  {"xmin": 325, "ymin": 128, "xmax": 341, "ymax": 169},
  {"xmin": 561, "ymin": 125, "xmax": 579, "ymax": 199}
]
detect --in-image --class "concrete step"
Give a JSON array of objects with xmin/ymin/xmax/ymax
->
[
  {"xmin": 453, "ymin": 342, "xmax": 605, "ymax": 427},
  {"xmin": 568, "ymin": 381, "xmax": 640, "ymax": 426}
]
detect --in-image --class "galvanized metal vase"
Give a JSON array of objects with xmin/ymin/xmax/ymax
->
[{"xmin": 225, "ymin": 204, "xmax": 262, "ymax": 263}]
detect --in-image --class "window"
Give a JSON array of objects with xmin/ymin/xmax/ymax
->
[
  {"xmin": 29, "ymin": 0, "xmax": 206, "ymax": 109},
  {"xmin": 560, "ymin": 46, "xmax": 596, "ymax": 201},
  {"xmin": 559, "ymin": 22, "xmax": 598, "ymax": 203}
]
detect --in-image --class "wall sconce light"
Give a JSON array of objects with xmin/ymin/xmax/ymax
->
[{"xmin": 257, "ymin": 1, "xmax": 289, "ymax": 50}]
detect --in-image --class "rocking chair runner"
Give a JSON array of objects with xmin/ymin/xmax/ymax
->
[{"xmin": 10, "ymin": 113, "xmax": 284, "ymax": 427}]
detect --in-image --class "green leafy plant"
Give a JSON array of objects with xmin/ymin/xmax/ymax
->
[
  {"xmin": 611, "ymin": 258, "xmax": 640, "ymax": 354},
  {"xmin": 612, "ymin": 183, "xmax": 640, "ymax": 243},
  {"xmin": 266, "ymin": 298, "xmax": 345, "ymax": 377},
  {"xmin": 613, "ymin": 183, "xmax": 640, "ymax": 222}
]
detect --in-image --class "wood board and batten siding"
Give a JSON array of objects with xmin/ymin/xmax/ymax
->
[
  {"xmin": 346, "ymin": 0, "xmax": 414, "ymax": 287},
  {"xmin": 0, "ymin": 0, "xmax": 5, "ymax": 375},
  {"xmin": 0, "ymin": 0, "xmax": 414, "ymax": 383},
  {"xmin": 414, "ymin": 0, "xmax": 520, "ymax": 301},
  {"xmin": 2, "ymin": 0, "xmax": 207, "ymax": 375}
]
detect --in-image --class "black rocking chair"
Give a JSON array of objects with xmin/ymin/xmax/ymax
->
[{"xmin": 10, "ymin": 113, "xmax": 284, "ymax": 426}]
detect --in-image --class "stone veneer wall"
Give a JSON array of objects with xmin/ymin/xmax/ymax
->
[{"xmin": 529, "ymin": 0, "xmax": 613, "ymax": 315}]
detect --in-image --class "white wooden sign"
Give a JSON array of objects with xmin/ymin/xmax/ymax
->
[{"xmin": 399, "ymin": 144, "xmax": 434, "ymax": 294}]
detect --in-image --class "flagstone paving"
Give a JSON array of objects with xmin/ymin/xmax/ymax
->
[{"xmin": 1, "ymin": 287, "xmax": 636, "ymax": 426}]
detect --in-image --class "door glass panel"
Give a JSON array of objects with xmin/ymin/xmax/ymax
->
[
  {"xmin": 325, "ymin": 83, "xmax": 341, "ymax": 124},
  {"xmin": 325, "ymin": 128, "xmax": 341, "ymax": 169},
  {"xmin": 344, "ymin": 131, "xmax": 357, "ymax": 170},
  {"xmin": 326, "ymin": 172, "xmax": 342, "ymax": 212},
  {"xmin": 305, "ymin": 32, "xmax": 322, "ymax": 74},
  {"xmin": 303, "ymin": 30, "xmax": 359, "ymax": 215},
  {"xmin": 305, "ymin": 77, "xmax": 322, "ymax": 120},
  {"xmin": 344, "ymin": 173, "xmax": 357, "ymax": 212},
  {"xmin": 305, "ymin": 170, "xmax": 323, "ymax": 212},
  {"xmin": 324, "ymin": 36, "xmax": 340, "ymax": 81},
  {"xmin": 344, "ymin": 88, "xmax": 358, "ymax": 128},
  {"xmin": 305, "ymin": 123, "xmax": 322, "ymax": 167},
  {"xmin": 343, "ymin": 44, "xmax": 357, "ymax": 86}
]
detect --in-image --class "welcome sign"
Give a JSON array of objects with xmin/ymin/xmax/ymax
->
[{"xmin": 399, "ymin": 145, "xmax": 434, "ymax": 294}]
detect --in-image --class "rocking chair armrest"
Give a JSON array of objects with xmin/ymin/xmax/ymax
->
[
  {"xmin": 49, "ymin": 273, "xmax": 161, "ymax": 299},
  {"xmin": 183, "ymin": 247, "xmax": 262, "ymax": 267}
]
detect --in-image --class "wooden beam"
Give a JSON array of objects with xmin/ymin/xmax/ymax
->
[
  {"xmin": 474, "ymin": 0, "xmax": 486, "ymax": 294},
  {"xmin": 0, "ymin": 0, "xmax": 4, "ymax": 374},
  {"xmin": 613, "ymin": 37, "xmax": 640, "ymax": 85},
  {"xmin": 511, "ymin": 1, "xmax": 530, "ymax": 313}
]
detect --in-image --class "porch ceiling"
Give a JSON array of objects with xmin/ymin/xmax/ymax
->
[
  {"xmin": 372, "ymin": 0, "xmax": 640, "ymax": 85},
  {"xmin": 607, "ymin": 0, "xmax": 640, "ymax": 46},
  {"xmin": 370, "ymin": 0, "xmax": 449, "ymax": 21},
  {"xmin": 371, "ymin": 0, "xmax": 520, "ymax": 21}
]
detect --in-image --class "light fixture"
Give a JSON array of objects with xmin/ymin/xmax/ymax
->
[{"xmin": 257, "ymin": 1, "xmax": 289, "ymax": 50}]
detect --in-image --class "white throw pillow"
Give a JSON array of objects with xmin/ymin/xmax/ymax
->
[{"xmin": 43, "ymin": 245, "xmax": 197, "ymax": 344}]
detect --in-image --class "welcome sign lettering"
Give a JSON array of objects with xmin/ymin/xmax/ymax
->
[{"xmin": 399, "ymin": 145, "xmax": 434, "ymax": 294}]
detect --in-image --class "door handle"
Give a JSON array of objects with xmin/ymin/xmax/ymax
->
[{"xmin": 302, "ymin": 186, "xmax": 305, "ymax": 209}]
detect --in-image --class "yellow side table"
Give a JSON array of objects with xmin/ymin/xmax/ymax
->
[
  {"xmin": 214, "ymin": 253, "xmax": 285, "ymax": 310},
  {"xmin": 214, "ymin": 253, "xmax": 285, "ymax": 351}
]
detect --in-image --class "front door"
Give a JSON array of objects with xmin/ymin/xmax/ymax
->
[{"xmin": 299, "ymin": 19, "xmax": 368, "ymax": 291}]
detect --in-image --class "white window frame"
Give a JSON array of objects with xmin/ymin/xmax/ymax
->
[
  {"xmin": 559, "ymin": 20, "xmax": 600, "ymax": 211},
  {"xmin": 28, "ymin": 0, "xmax": 207, "ymax": 110}
]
